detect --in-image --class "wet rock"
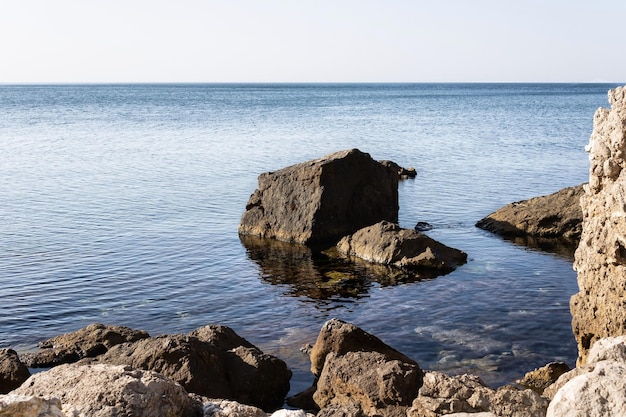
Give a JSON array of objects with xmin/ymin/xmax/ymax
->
[
  {"xmin": 12, "ymin": 363, "xmax": 200, "ymax": 417},
  {"xmin": 571, "ymin": 85, "xmax": 626, "ymax": 365},
  {"xmin": 20, "ymin": 323, "xmax": 150, "ymax": 368},
  {"xmin": 0, "ymin": 349, "xmax": 30, "ymax": 394},
  {"xmin": 379, "ymin": 160, "xmax": 417, "ymax": 179},
  {"xmin": 336, "ymin": 221, "xmax": 467, "ymax": 273},
  {"xmin": 475, "ymin": 184, "xmax": 584, "ymax": 241},
  {"xmin": 0, "ymin": 394, "xmax": 65, "ymax": 417},
  {"xmin": 515, "ymin": 361, "xmax": 570, "ymax": 395},
  {"xmin": 83, "ymin": 330, "xmax": 291, "ymax": 411},
  {"xmin": 407, "ymin": 371, "xmax": 548, "ymax": 417},
  {"xmin": 414, "ymin": 221, "xmax": 434, "ymax": 231},
  {"xmin": 239, "ymin": 149, "xmax": 398, "ymax": 245}
]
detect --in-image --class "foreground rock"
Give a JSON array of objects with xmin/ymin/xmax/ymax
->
[
  {"xmin": 515, "ymin": 362, "xmax": 570, "ymax": 395},
  {"xmin": 239, "ymin": 149, "xmax": 398, "ymax": 245},
  {"xmin": 83, "ymin": 326, "xmax": 291, "ymax": 411},
  {"xmin": 475, "ymin": 184, "xmax": 584, "ymax": 242},
  {"xmin": 337, "ymin": 221, "xmax": 467, "ymax": 273},
  {"xmin": 0, "ymin": 349, "xmax": 30, "ymax": 394},
  {"xmin": 571, "ymin": 85, "xmax": 626, "ymax": 365},
  {"xmin": 546, "ymin": 335, "xmax": 626, "ymax": 416},
  {"xmin": 13, "ymin": 363, "xmax": 199, "ymax": 417},
  {"xmin": 0, "ymin": 394, "xmax": 65, "ymax": 417},
  {"xmin": 295, "ymin": 318, "xmax": 423, "ymax": 416},
  {"xmin": 20, "ymin": 323, "xmax": 150, "ymax": 368},
  {"xmin": 408, "ymin": 371, "xmax": 549, "ymax": 417}
]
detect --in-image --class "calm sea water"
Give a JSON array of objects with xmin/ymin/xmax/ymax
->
[{"xmin": 0, "ymin": 83, "xmax": 620, "ymax": 394}]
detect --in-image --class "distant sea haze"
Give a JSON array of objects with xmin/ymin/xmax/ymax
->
[{"xmin": 0, "ymin": 83, "xmax": 619, "ymax": 394}]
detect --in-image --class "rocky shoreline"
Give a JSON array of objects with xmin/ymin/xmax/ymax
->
[{"xmin": 3, "ymin": 85, "xmax": 626, "ymax": 416}]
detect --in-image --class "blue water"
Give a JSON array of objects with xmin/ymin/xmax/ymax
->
[{"xmin": 0, "ymin": 83, "xmax": 620, "ymax": 394}]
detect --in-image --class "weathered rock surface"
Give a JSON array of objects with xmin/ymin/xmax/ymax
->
[
  {"xmin": 303, "ymin": 319, "xmax": 422, "ymax": 416},
  {"xmin": 83, "ymin": 330, "xmax": 291, "ymax": 411},
  {"xmin": 239, "ymin": 149, "xmax": 399, "ymax": 245},
  {"xmin": 201, "ymin": 398, "xmax": 266, "ymax": 417},
  {"xmin": 515, "ymin": 361, "xmax": 570, "ymax": 395},
  {"xmin": 0, "ymin": 394, "xmax": 65, "ymax": 417},
  {"xmin": 475, "ymin": 184, "xmax": 584, "ymax": 241},
  {"xmin": 379, "ymin": 160, "xmax": 417, "ymax": 179},
  {"xmin": 309, "ymin": 318, "xmax": 418, "ymax": 377},
  {"xmin": 407, "ymin": 371, "xmax": 548, "ymax": 417},
  {"xmin": 0, "ymin": 349, "xmax": 30, "ymax": 394},
  {"xmin": 571, "ymin": 85, "xmax": 626, "ymax": 365},
  {"xmin": 20, "ymin": 323, "xmax": 150, "ymax": 368},
  {"xmin": 546, "ymin": 335, "xmax": 626, "ymax": 416},
  {"xmin": 313, "ymin": 351, "xmax": 422, "ymax": 416},
  {"xmin": 336, "ymin": 221, "xmax": 467, "ymax": 273},
  {"xmin": 13, "ymin": 363, "xmax": 199, "ymax": 417}
]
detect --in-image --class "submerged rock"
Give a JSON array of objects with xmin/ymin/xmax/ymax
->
[
  {"xmin": 475, "ymin": 184, "xmax": 584, "ymax": 241},
  {"xmin": 20, "ymin": 323, "xmax": 150, "ymax": 368},
  {"xmin": 571, "ymin": 85, "xmax": 626, "ymax": 365},
  {"xmin": 239, "ymin": 149, "xmax": 399, "ymax": 245},
  {"xmin": 0, "ymin": 349, "xmax": 30, "ymax": 394},
  {"xmin": 336, "ymin": 221, "xmax": 467, "ymax": 273}
]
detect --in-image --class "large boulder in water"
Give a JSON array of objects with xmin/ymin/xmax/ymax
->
[
  {"xmin": 475, "ymin": 184, "xmax": 584, "ymax": 241},
  {"xmin": 239, "ymin": 149, "xmax": 399, "ymax": 245},
  {"xmin": 571, "ymin": 85, "xmax": 626, "ymax": 365},
  {"xmin": 336, "ymin": 221, "xmax": 467, "ymax": 273}
]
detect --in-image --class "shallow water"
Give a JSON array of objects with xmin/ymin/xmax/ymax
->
[{"xmin": 0, "ymin": 83, "xmax": 619, "ymax": 394}]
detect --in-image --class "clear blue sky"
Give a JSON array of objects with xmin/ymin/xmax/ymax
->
[{"xmin": 1, "ymin": 0, "xmax": 624, "ymax": 83}]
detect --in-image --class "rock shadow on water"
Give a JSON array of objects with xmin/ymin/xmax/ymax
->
[{"xmin": 239, "ymin": 235, "xmax": 445, "ymax": 301}]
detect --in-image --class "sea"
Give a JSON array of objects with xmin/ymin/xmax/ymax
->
[{"xmin": 0, "ymin": 83, "xmax": 621, "ymax": 394}]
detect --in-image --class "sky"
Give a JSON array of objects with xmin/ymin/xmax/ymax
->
[{"xmin": 1, "ymin": 0, "xmax": 624, "ymax": 83}]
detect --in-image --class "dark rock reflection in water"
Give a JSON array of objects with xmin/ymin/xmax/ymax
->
[{"xmin": 239, "ymin": 235, "xmax": 447, "ymax": 301}]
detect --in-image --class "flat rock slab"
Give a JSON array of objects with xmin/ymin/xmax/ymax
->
[
  {"xmin": 337, "ymin": 221, "xmax": 467, "ymax": 273},
  {"xmin": 239, "ymin": 149, "xmax": 398, "ymax": 245},
  {"xmin": 475, "ymin": 184, "xmax": 584, "ymax": 241}
]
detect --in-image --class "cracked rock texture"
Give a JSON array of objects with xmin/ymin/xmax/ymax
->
[{"xmin": 571, "ymin": 85, "xmax": 626, "ymax": 365}]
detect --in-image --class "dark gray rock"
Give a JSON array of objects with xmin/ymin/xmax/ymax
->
[{"xmin": 239, "ymin": 149, "xmax": 399, "ymax": 245}]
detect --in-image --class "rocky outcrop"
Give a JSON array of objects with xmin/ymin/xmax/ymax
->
[
  {"xmin": 571, "ymin": 85, "xmax": 626, "ymax": 365},
  {"xmin": 336, "ymin": 221, "xmax": 467, "ymax": 273},
  {"xmin": 0, "ymin": 394, "xmax": 65, "ymax": 417},
  {"xmin": 13, "ymin": 363, "xmax": 200, "ymax": 417},
  {"xmin": 475, "ymin": 184, "xmax": 584, "ymax": 241},
  {"xmin": 83, "ymin": 328, "xmax": 291, "ymax": 411},
  {"xmin": 0, "ymin": 349, "xmax": 30, "ymax": 394},
  {"xmin": 407, "ymin": 371, "xmax": 549, "ymax": 417},
  {"xmin": 20, "ymin": 323, "xmax": 150, "ymax": 368},
  {"xmin": 546, "ymin": 335, "xmax": 626, "ymax": 416},
  {"xmin": 239, "ymin": 149, "xmax": 399, "ymax": 245}
]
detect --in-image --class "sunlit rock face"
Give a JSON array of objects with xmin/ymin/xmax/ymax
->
[
  {"xmin": 571, "ymin": 85, "xmax": 626, "ymax": 365},
  {"xmin": 239, "ymin": 149, "xmax": 398, "ymax": 245}
]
